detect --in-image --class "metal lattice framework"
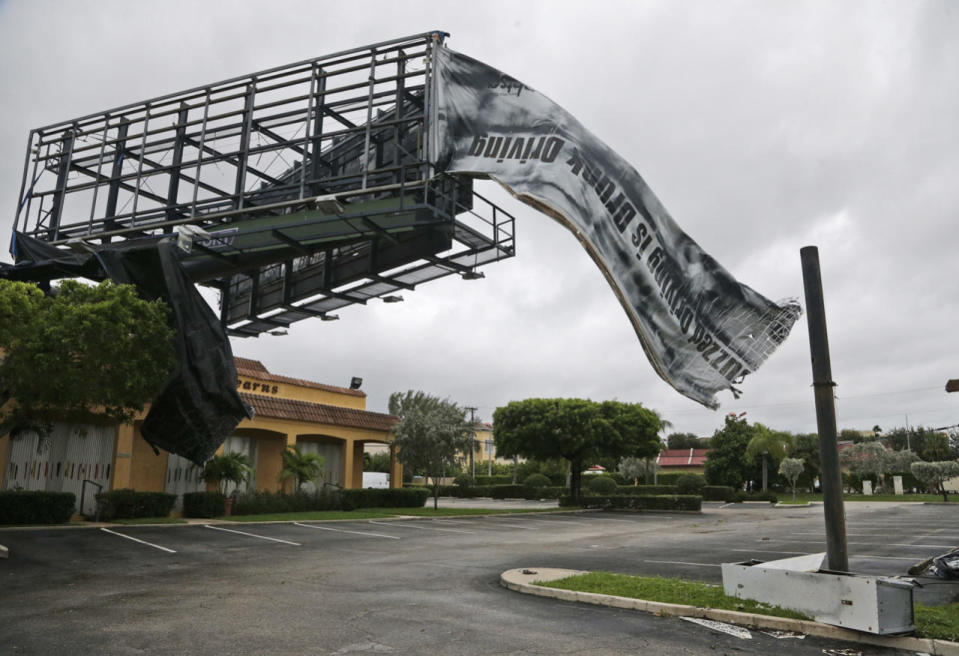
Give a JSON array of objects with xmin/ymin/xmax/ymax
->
[{"xmin": 11, "ymin": 31, "xmax": 515, "ymax": 336}]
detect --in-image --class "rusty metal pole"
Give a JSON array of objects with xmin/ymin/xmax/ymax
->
[{"xmin": 800, "ymin": 246, "xmax": 849, "ymax": 572}]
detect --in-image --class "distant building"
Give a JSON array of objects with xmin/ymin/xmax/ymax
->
[{"xmin": 656, "ymin": 448, "xmax": 710, "ymax": 473}]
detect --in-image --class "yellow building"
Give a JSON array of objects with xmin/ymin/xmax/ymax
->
[{"xmin": 0, "ymin": 357, "xmax": 401, "ymax": 513}]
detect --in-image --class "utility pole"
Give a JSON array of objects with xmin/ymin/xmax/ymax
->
[
  {"xmin": 465, "ymin": 406, "xmax": 477, "ymax": 478},
  {"xmin": 801, "ymin": 246, "xmax": 849, "ymax": 572}
]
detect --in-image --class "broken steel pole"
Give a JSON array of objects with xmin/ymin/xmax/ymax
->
[{"xmin": 800, "ymin": 246, "xmax": 849, "ymax": 572}]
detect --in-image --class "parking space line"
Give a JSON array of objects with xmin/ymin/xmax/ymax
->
[
  {"xmin": 731, "ymin": 548, "xmax": 810, "ymax": 555},
  {"xmin": 204, "ymin": 525, "xmax": 300, "ymax": 546},
  {"xmin": 644, "ymin": 559, "xmax": 720, "ymax": 567},
  {"xmin": 768, "ymin": 538, "xmax": 955, "ymax": 549},
  {"xmin": 101, "ymin": 528, "xmax": 177, "ymax": 553},
  {"xmin": 293, "ymin": 522, "xmax": 399, "ymax": 540},
  {"xmin": 732, "ymin": 548, "xmax": 925, "ymax": 562},
  {"xmin": 479, "ymin": 521, "xmax": 539, "ymax": 530},
  {"xmin": 791, "ymin": 532, "xmax": 959, "ymax": 539},
  {"xmin": 367, "ymin": 520, "xmax": 474, "ymax": 534}
]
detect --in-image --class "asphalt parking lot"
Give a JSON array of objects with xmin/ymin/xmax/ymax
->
[{"xmin": 0, "ymin": 501, "xmax": 955, "ymax": 655}]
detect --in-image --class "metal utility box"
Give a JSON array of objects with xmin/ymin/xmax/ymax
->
[{"xmin": 722, "ymin": 555, "xmax": 915, "ymax": 635}]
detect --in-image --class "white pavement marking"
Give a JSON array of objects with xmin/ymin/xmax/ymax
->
[
  {"xmin": 644, "ymin": 559, "xmax": 721, "ymax": 568},
  {"xmin": 732, "ymin": 549, "xmax": 921, "ymax": 561},
  {"xmin": 204, "ymin": 524, "xmax": 300, "ymax": 546},
  {"xmin": 791, "ymin": 532, "xmax": 959, "ymax": 539},
  {"xmin": 293, "ymin": 522, "xmax": 399, "ymax": 540},
  {"xmin": 772, "ymin": 538, "xmax": 955, "ymax": 549},
  {"xmin": 367, "ymin": 520, "xmax": 474, "ymax": 534},
  {"xmin": 100, "ymin": 528, "xmax": 176, "ymax": 553},
  {"xmin": 681, "ymin": 617, "xmax": 752, "ymax": 640},
  {"xmin": 480, "ymin": 521, "xmax": 539, "ymax": 530}
]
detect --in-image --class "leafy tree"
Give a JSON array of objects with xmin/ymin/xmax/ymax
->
[
  {"xmin": 840, "ymin": 441, "xmax": 891, "ymax": 491},
  {"xmin": 910, "ymin": 461, "xmax": 959, "ymax": 502},
  {"xmin": 279, "ymin": 445, "xmax": 325, "ymax": 491},
  {"xmin": 618, "ymin": 456, "xmax": 656, "ymax": 485},
  {"xmin": 704, "ymin": 413, "xmax": 754, "ymax": 489},
  {"xmin": 0, "ymin": 279, "xmax": 175, "ymax": 436},
  {"xmin": 493, "ymin": 398, "xmax": 662, "ymax": 504},
  {"xmin": 789, "ymin": 433, "xmax": 821, "ymax": 491},
  {"xmin": 390, "ymin": 390, "xmax": 473, "ymax": 509},
  {"xmin": 779, "ymin": 457, "xmax": 804, "ymax": 501},
  {"xmin": 746, "ymin": 425, "xmax": 792, "ymax": 492},
  {"xmin": 887, "ymin": 449, "xmax": 919, "ymax": 475},
  {"xmin": 203, "ymin": 451, "xmax": 253, "ymax": 496},
  {"xmin": 667, "ymin": 432, "xmax": 701, "ymax": 450},
  {"xmin": 363, "ymin": 451, "xmax": 392, "ymax": 473},
  {"xmin": 839, "ymin": 428, "xmax": 868, "ymax": 443},
  {"xmin": 882, "ymin": 426, "xmax": 950, "ymax": 461}
]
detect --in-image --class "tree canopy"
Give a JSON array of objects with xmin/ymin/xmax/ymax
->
[
  {"xmin": 390, "ymin": 390, "xmax": 473, "ymax": 509},
  {"xmin": 666, "ymin": 432, "xmax": 701, "ymax": 450},
  {"xmin": 279, "ymin": 445, "xmax": 325, "ymax": 491},
  {"xmin": 746, "ymin": 424, "xmax": 792, "ymax": 492},
  {"xmin": 493, "ymin": 398, "xmax": 662, "ymax": 503},
  {"xmin": 910, "ymin": 461, "xmax": 959, "ymax": 502},
  {"xmin": 704, "ymin": 413, "xmax": 754, "ymax": 489},
  {"xmin": 0, "ymin": 279, "xmax": 175, "ymax": 435}
]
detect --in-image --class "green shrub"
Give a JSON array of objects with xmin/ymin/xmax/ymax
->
[
  {"xmin": 586, "ymin": 475, "xmax": 618, "ymax": 495},
  {"xmin": 615, "ymin": 485, "xmax": 678, "ymax": 496},
  {"xmin": 453, "ymin": 474, "xmax": 474, "ymax": 488},
  {"xmin": 523, "ymin": 473, "xmax": 551, "ymax": 488},
  {"xmin": 97, "ymin": 489, "xmax": 176, "ymax": 520},
  {"xmin": 474, "ymin": 475, "xmax": 513, "ymax": 486},
  {"xmin": 231, "ymin": 489, "xmax": 342, "ymax": 515},
  {"xmin": 0, "ymin": 490, "xmax": 75, "ymax": 524},
  {"xmin": 675, "ymin": 474, "xmax": 706, "ymax": 495},
  {"xmin": 182, "ymin": 491, "xmax": 226, "ymax": 518},
  {"xmin": 730, "ymin": 491, "xmax": 778, "ymax": 503},
  {"xmin": 702, "ymin": 486, "xmax": 734, "ymax": 501},
  {"xmin": 533, "ymin": 486, "xmax": 568, "ymax": 500},
  {"xmin": 579, "ymin": 494, "xmax": 702, "ymax": 512},
  {"xmin": 655, "ymin": 472, "xmax": 704, "ymax": 486},
  {"xmin": 490, "ymin": 485, "xmax": 532, "ymax": 499},
  {"xmin": 342, "ymin": 487, "xmax": 429, "ymax": 510}
]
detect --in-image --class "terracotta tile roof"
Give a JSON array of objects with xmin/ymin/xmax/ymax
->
[
  {"xmin": 657, "ymin": 448, "xmax": 710, "ymax": 467},
  {"xmin": 234, "ymin": 357, "xmax": 366, "ymax": 398},
  {"xmin": 240, "ymin": 393, "xmax": 397, "ymax": 432}
]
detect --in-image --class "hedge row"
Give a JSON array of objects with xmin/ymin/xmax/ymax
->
[
  {"xmin": 183, "ymin": 492, "xmax": 226, "ymax": 518},
  {"xmin": 230, "ymin": 489, "xmax": 343, "ymax": 515},
  {"xmin": 571, "ymin": 494, "xmax": 702, "ymax": 512},
  {"xmin": 97, "ymin": 489, "xmax": 176, "ymax": 520},
  {"xmin": 342, "ymin": 487, "xmax": 429, "ymax": 510},
  {"xmin": 702, "ymin": 486, "xmax": 735, "ymax": 502},
  {"xmin": 0, "ymin": 490, "xmax": 75, "ymax": 525}
]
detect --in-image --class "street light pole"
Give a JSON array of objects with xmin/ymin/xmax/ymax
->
[
  {"xmin": 465, "ymin": 406, "xmax": 477, "ymax": 479},
  {"xmin": 801, "ymin": 246, "xmax": 849, "ymax": 572}
]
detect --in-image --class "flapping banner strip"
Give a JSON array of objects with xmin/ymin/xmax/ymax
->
[{"xmin": 430, "ymin": 45, "xmax": 800, "ymax": 408}]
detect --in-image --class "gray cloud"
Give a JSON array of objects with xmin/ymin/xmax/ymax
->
[{"xmin": 1, "ymin": 0, "xmax": 956, "ymax": 438}]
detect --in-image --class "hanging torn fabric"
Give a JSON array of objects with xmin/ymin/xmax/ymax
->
[{"xmin": 429, "ymin": 45, "xmax": 800, "ymax": 409}]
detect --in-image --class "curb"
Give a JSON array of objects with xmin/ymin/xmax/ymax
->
[{"xmin": 500, "ymin": 568, "xmax": 959, "ymax": 656}]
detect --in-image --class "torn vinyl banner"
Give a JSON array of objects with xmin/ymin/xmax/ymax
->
[{"xmin": 430, "ymin": 46, "xmax": 801, "ymax": 409}]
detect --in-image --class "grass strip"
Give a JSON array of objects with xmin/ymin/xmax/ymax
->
[
  {"xmin": 790, "ymin": 493, "xmax": 948, "ymax": 503},
  {"xmin": 539, "ymin": 572, "xmax": 959, "ymax": 642},
  {"xmin": 223, "ymin": 507, "xmax": 561, "ymax": 522},
  {"xmin": 915, "ymin": 603, "xmax": 959, "ymax": 642},
  {"xmin": 109, "ymin": 517, "xmax": 187, "ymax": 525},
  {"xmin": 539, "ymin": 572, "xmax": 807, "ymax": 620}
]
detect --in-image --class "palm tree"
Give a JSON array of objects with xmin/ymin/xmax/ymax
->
[
  {"xmin": 746, "ymin": 425, "xmax": 791, "ymax": 492},
  {"xmin": 203, "ymin": 451, "xmax": 253, "ymax": 496},
  {"xmin": 279, "ymin": 445, "xmax": 325, "ymax": 492}
]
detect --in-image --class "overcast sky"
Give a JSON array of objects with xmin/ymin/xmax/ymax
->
[{"xmin": 1, "ymin": 0, "xmax": 957, "ymax": 439}]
